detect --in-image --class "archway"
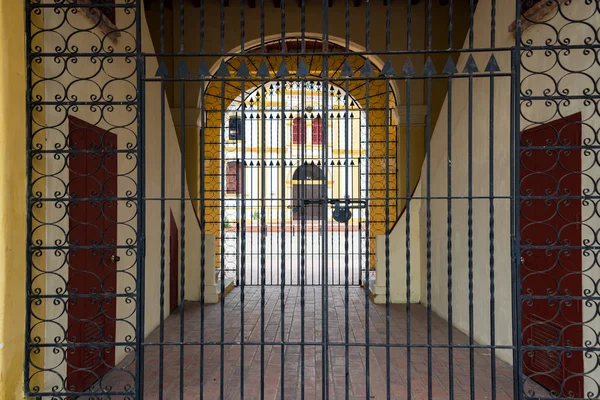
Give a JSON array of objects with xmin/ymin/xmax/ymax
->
[
  {"xmin": 194, "ymin": 36, "xmax": 398, "ymax": 286},
  {"xmin": 219, "ymin": 76, "xmax": 368, "ymax": 286}
]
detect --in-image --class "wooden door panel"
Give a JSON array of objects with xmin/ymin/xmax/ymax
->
[
  {"xmin": 520, "ymin": 113, "xmax": 583, "ymax": 398},
  {"xmin": 67, "ymin": 116, "xmax": 117, "ymax": 393},
  {"xmin": 293, "ymin": 184, "xmax": 323, "ymax": 220}
]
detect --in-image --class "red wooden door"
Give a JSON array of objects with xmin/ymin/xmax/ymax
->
[
  {"xmin": 292, "ymin": 184, "xmax": 323, "ymax": 220},
  {"xmin": 520, "ymin": 113, "xmax": 583, "ymax": 397},
  {"xmin": 66, "ymin": 116, "xmax": 118, "ymax": 392},
  {"xmin": 170, "ymin": 211, "xmax": 179, "ymax": 313}
]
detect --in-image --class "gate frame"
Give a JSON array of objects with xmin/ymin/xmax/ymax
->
[{"xmin": 22, "ymin": 0, "xmax": 570, "ymax": 398}]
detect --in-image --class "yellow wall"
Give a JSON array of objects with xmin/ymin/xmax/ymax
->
[{"xmin": 0, "ymin": 1, "xmax": 27, "ymax": 398}]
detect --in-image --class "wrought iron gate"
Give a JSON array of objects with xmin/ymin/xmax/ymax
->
[{"xmin": 24, "ymin": 0, "xmax": 600, "ymax": 399}]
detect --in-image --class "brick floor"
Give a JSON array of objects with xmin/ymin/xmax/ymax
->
[{"xmin": 97, "ymin": 287, "xmax": 548, "ymax": 399}]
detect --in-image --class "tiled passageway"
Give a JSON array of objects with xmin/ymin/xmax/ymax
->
[{"xmin": 100, "ymin": 287, "xmax": 547, "ymax": 399}]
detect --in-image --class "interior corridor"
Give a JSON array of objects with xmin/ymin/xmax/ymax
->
[{"xmin": 98, "ymin": 287, "xmax": 548, "ymax": 399}]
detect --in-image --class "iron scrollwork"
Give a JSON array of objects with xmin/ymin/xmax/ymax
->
[
  {"xmin": 26, "ymin": 0, "xmax": 140, "ymax": 397},
  {"xmin": 519, "ymin": 1, "xmax": 600, "ymax": 398}
]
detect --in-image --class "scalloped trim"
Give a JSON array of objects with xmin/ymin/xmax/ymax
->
[
  {"xmin": 76, "ymin": 0, "xmax": 122, "ymax": 43},
  {"xmin": 508, "ymin": 0, "xmax": 565, "ymax": 33}
]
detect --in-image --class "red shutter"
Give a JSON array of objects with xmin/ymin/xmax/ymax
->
[
  {"xmin": 312, "ymin": 116, "xmax": 323, "ymax": 144},
  {"xmin": 226, "ymin": 161, "xmax": 240, "ymax": 194},
  {"xmin": 293, "ymin": 117, "xmax": 305, "ymax": 144}
]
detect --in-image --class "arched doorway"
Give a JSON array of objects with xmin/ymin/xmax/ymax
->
[
  {"xmin": 292, "ymin": 163, "xmax": 325, "ymax": 221},
  {"xmin": 198, "ymin": 37, "xmax": 398, "ymax": 287},
  {"xmin": 220, "ymin": 76, "xmax": 369, "ymax": 286}
]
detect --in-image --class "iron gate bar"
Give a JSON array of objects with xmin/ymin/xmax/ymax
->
[
  {"xmin": 363, "ymin": 0, "xmax": 371, "ymax": 395},
  {"xmin": 488, "ymin": 1, "xmax": 497, "ymax": 399},
  {"xmin": 513, "ymin": 1, "xmax": 522, "ymax": 398},
  {"xmin": 405, "ymin": 3, "xmax": 412, "ymax": 399},
  {"xmin": 445, "ymin": 2, "xmax": 453, "ymax": 398},
  {"xmin": 468, "ymin": 1, "xmax": 475, "ymax": 399},
  {"xmin": 425, "ymin": 0, "xmax": 433, "ymax": 398},
  {"xmin": 136, "ymin": 0, "xmax": 146, "ymax": 396},
  {"xmin": 198, "ymin": 2, "xmax": 207, "ymax": 399},
  {"xmin": 343, "ymin": 0, "xmax": 351, "ymax": 396},
  {"xmin": 321, "ymin": 0, "xmax": 329, "ymax": 395},
  {"xmin": 239, "ymin": 0, "xmax": 247, "ymax": 396}
]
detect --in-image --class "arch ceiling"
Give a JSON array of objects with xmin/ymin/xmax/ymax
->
[{"xmin": 201, "ymin": 36, "xmax": 398, "ymax": 114}]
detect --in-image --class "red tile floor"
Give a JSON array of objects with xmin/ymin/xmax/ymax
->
[{"xmin": 97, "ymin": 286, "xmax": 548, "ymax": 399}]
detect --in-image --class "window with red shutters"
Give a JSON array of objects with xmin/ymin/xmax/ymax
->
[
  {"xmin": 226, "ymin": 161, "xmax": 242, "ymax": 195},
  {"xmin": 292, "ymin": 117, "xmax": 306, "ymax": 144},
  {"xmin": 90, "ymin": 0, "xmax": 116, "ymax": 25},
  {"xmin": 312, "ymin": 116, "xmax": 323, "ymax": 145}
]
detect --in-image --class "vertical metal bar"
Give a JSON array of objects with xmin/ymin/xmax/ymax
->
[
  {"xmin": 488, "ymin": 2, "xmax": 497, "ymax": 399},
  {"xmin": 404, "ymin": 79, "xmax": 412, "ymax": 400},
  {"xmin": 240, "ymin": 80, "xmax": 247, "ymax": 400},
  {"xmin": 363, "ymin": 89, "xmax": 371, "ymax": 400},
  {"xmin": 239, "ymin": 2, "xmax": 246, "ymax": 397},
  {"xmin": 384, "ymin": 0, "xmax": 392, "ymax": 398},
  {"xmin": 425, "ymin": 2, "xmax": 433, "ymax": 399},
  {"xmin": 321, "ymin": 0, "xmax": 330, "ymax": 390},
  {"xmin": 23, "ymin": 0, "xmax": 33, "ymax": 392},
  {"xmin": 353, "ymin": 112, "xmax": 358, "ymax": 287},
  {"xmin": 466, "ymin": 0, "xmax": 476, "ymax": 394},
  {"xmin": 259, "ymin": 73, "xmax": 267, "ymax": 400},
  {"xmin": 300, "ymin": 66, "xmax": 307, "ymax": 400},
  {"xmin": 343, "ymin": 1, "xmax": 351, "ymax": 394},
  {"xmin": 364, "ymin": 0, "xmax": 371, "ymax": 395},
  {"xmin": 257, "ymin": 0, "xmax": 266, "ymax": 395},
  {"xmin": 135, "ymin": 0, "xmax": 146, "ymax": 392},
  {"xmin": 279, "ymin": 3, "xmax": 287, "ymax": 392},
  {"xmin": 199, "ymin": 2, "xmax": 206, "ymax": 397},
  {"xmin": 405, "ymin": 1, "xmax": 413, "ymax": 398},
  {"xmin": 178, "ymin": 2, "xmax": 187, "ymax": 399},
  {"xmin": 219, "ymin": 74, "xmax": 227, "ymax": 400},
  {"xmin": 158, "ymin": 1, "xmax": 166, "ymax": 396},
  {"xmin": 269, "ymin": 89, "xmax": 275, "ymax": 287},
  {"xmin": 343, "ymin": 88, "xmax": 351, "ymax": 400},
  {"xmin": 511, "ymin": 12, "xmax": 524, "ymax": 394},
  {"xmin": 384, "ymin": 79, "xmax": 391, "ymax": 400},
  {"xmin": 219, "ymin": 0, "xmax": 227, "ymax": 398},
  {"xmin": 250, "ymin": 117, "xmax": 256, "ymax": 286},
  {"xmin": 446, "ymin": 2, "xmax": 455, "ymax": 399},
  {"xmin": 199, "ymin": 83, "xmax": 206, "ymax": 400}
]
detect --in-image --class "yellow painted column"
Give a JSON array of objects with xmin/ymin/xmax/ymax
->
[{"xmin": 0, "ymin": 0, "xmax": 27, "ymax": 398}]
